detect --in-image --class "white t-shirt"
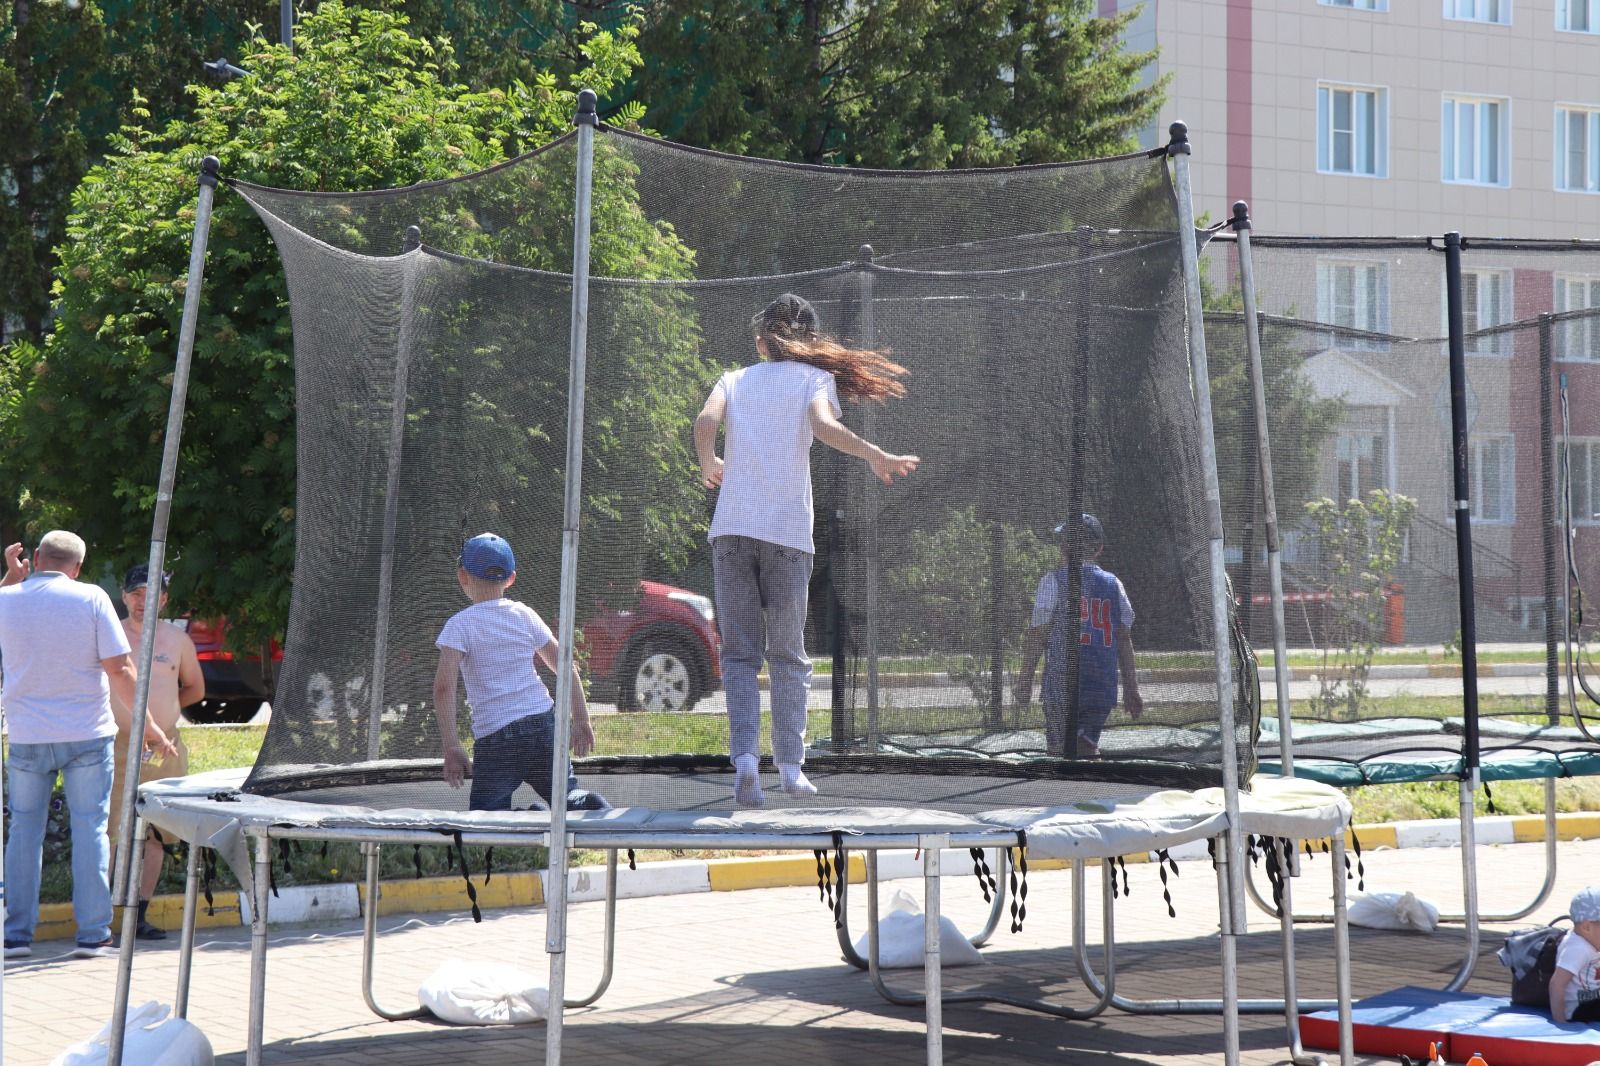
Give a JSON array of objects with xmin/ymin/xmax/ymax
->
[
  {"xmin": 436, "ymin": 599, "xmax": 556, "ymax": 739},
  {"xmin": 1031, "ymin": 566, "xmax": 1135, "ymax": 629},
  {"xmin": 0, "ymin": 571, "xmax": 131, "ymax": 744},
  {"xmin": 1555, "ymin": 928, "xmax": 1600, "ymax": 1021},
  {"xmin": 707, "ymin": 360, "xmax": 841, "ymax": 554}
]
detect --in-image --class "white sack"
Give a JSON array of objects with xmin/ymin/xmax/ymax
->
[
  {"xmin": 50, "ymin": 1001, "xmax": 213, "ymax": 1066},
  {"xmin": 1346, "ymin": 890, "xmax": 1440, "ymax": 933},
  {"xmin": 852, "ymin": 888, "xmax": 987, "ymax": 968},
  {"xmin": 418, "ymin": 959, "xmax": 550, "ymax": 1025}
]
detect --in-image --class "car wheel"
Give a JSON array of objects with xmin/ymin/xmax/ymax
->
[{"xmin": 620, "ymin": 641, "xmax": 698, "ymax": 713}]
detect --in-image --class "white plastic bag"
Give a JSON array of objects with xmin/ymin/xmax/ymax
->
[
  {"xmin": 418, "ymin": 959, "xmax": 550, "ymax": 1025},
  {"xmin": 50, "ymin": 1001, "xmax": 213, "ymax": 1066},
  {"xmin": 1346, "ymin": 890, "xmax": 1440, "ymax": 933},
  {"xmin": 852, "ymin": 888, "xmax": 987, "ymax": 968}
]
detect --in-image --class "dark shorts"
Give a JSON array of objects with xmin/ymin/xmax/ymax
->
[{"xmin": 468, "ymin": 714, "xmax": 610, "ymax": 813}]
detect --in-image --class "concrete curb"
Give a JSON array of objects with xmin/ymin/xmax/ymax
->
[{"xmin": 30, "ymin": 811, "xmax": 1600, "ymax": 942}]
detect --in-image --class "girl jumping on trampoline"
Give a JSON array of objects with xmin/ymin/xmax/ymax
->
[{"xmin": 694, "ymin": 293, "xmax": 919, "ymax": 807}]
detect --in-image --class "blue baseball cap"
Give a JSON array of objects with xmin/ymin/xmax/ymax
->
[
  {"xmin": 1052, "ymin": 513, "xmax": 1104, "ymax": 547},
  {"xmin": 459, "ymin": 533, "xmax": 516, "ymax": 580}
]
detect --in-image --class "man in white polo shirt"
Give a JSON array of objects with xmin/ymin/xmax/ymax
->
[{"xmin": 1, "ymin": 531, "xmax": 176, "ymax": 959}]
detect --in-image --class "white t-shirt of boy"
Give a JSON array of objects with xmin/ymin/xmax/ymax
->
[
  {"xmin": 1555, "ymin": 928, "xmax": 1600, "ymax": 1021},
  {"xmin": 1031, "ymin": 567, "xmax": 1135, "ymax": 629},
  {"xmin": 436, "ymin": 599, "xmax": 555, "ymax": 739},
  {"xmin": 0, "ymin": 571, "xmax": 131, "ymax": 744},
  {"xmin": 707, "ymin": 360, "xmax": 841, "ymax": 555}
]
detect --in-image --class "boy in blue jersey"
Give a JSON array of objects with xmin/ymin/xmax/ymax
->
[{"xmin": 1013, "ymin": 513, "xmax": 1144, "ymax": 757}]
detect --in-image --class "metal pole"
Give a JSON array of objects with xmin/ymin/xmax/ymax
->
[
  {"xmin": 546, "ymin": 88, "xmax": 598, "ymax": 1066},
  {"xmin": 108, "ymin": 154, "xmax": 221, "ymax": 1066},
  {"xmin": 1170, "ymin": 123, "xmax": 1244, "ymax": 1066},
  {"xmin": 367, "ymin": 227, "xmax": 422, "ymax": 760},
  {"xmin": 1231, "ymin": 203, "xmax": 1295, "ymax": 780},
  {"xmin": 1443, "ymin": 233, "xmax": 1482, "ymax": 989},
  {"xmin": 859, "ymin": 245, "xmax": 882, "ymax": 747}
]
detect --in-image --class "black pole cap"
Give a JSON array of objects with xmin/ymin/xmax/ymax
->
[
  {"xmin": 1231, "ymin": 201, "xmax": 1251, "ymax": 231},
  {"xmin": 1167, "ymin": 121, "xmax": 1191, "ymax": 156},
  {"xmin": 576, "ymin": 89, "xmax": 598, "ymax": 126},
  {"xmin": 199, "ymin": 155, "xmax": 221, "ymax": 187}
]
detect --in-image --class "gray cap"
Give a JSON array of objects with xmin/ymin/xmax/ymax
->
[{"xmin": 1572, "ymin": 886, "xmax": 1600, "ymax": 923}]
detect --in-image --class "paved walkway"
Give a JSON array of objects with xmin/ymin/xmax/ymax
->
[{"xmin": 7, "ymin": 837, "xmax": 1596, "ymax": 1065}]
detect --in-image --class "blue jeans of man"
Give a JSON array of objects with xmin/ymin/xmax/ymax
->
[
  {"xmin": 4, "ymin": 737, "xmax": 116, "ymax": 947},
  {"xmin": 711, "ymin": 535, "xmax": 814, "ymax": 768}
]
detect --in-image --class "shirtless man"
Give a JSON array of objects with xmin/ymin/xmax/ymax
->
[{"xmin": 109, "ymin": 564, "xmax": 204, "ymax": 940}]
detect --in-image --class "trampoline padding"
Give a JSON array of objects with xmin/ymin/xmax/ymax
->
[{"xmin": 1300, "ymin": 986, "xmax": 1600, "ymax": 1066}]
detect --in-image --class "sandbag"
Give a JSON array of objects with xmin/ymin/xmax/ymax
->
[
  {"xmin": 852, "ymin": 888, "xmax": 987, "ymax": 968},
  {"xmin": 1347, "ymin": 890, "xmax": 1440, "ymax": 933},
  {"xmin": 50, "ymin": 1001, "xmax": 213, "ymax": 1066},
  {"xmin": 418, "ymin": 959, "xmax": 550, "ymax": 1025}
]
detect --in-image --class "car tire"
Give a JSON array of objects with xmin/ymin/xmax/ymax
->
[
  {"xmin": 184, "ymin": 698, "xmax": 264, "ymax": 725},
  {"xmin": 617, "ymin": 640, "xmax": 700, "ymax": 714}
]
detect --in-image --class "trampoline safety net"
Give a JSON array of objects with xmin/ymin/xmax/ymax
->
[{"xmin": 231, "ymin": 126, "xmax": 1258, "ymax": 813}]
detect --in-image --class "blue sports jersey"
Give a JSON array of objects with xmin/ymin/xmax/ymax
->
[{"xmin": 1041, "ymin": 563, "xmax": 1124, "ymax": 711}]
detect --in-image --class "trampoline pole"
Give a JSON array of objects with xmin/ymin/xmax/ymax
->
[
  {"xmin": 1443, "ymin": 233, "xmax": 1483, "ymax": 989},
  {"xmin": 546, "ymin": 88, "xmax": 599, "ymax": 1066},
  {"xmin": 109, "ymin": 153, "xmax": 221, "ymax": 1066},
  {"xmin": 1231, "ymin": 203, "xmax": 1296, "ymax": 783},
  {"xmin": 1170, "ymin": 123, "xmax": 1247, "ymax": 1054}
]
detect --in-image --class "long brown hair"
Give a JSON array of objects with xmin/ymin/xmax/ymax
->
[{"xmin": 755, "ymin": 293, "xmax": 908, "ymax": 403}]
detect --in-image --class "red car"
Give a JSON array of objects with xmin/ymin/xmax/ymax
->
[
  {"xmin": 583, "ymin": 580, "xmax": 722, "ymax": 713},
  {"xmin": 182, "ymin": 580, "xmax": 721, "ymax": 723}
]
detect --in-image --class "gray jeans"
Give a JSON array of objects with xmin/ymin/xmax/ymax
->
[{"xmin": 711, "ymin": 535, "xmax": 814, "ymax": 767}]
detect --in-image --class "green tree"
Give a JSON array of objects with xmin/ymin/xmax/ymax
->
[
  {"xmin": 627, "ymin": 0, "xmax": 1167, "ymax": 166},
  {"xmin": 1, "ymin": 2, "xmax": 686, "ymax": 649}
]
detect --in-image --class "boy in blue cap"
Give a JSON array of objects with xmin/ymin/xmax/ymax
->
[
  {"xmin": 1013, "ymin": 513, "xmax": 1144, "ymax": 757},
  {"xmin": 431, "ymin": 533, "xmax": 609, "ymax": 812}
]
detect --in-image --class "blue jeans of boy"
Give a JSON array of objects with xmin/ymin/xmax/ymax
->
[
  {"xmin": 4, "ymin": 737, "xmax": 116, "ymax": 947},
  {"xmin": 468, "ymin": 713, "xmax": 609, "ymax": 812},
  {"xmin": 711, "ymin": 535, "xmax": 813, "ymax": 768}
]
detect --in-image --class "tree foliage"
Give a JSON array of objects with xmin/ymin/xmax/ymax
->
[
  {"xmin": 627, "ymin": 0, "xmax": 1167, "ymax": 166},
  {"xmin": 3, "ymin": 2, "xmax": 666, "ymax": 647}
]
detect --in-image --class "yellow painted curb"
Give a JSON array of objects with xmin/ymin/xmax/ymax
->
[
  {"xmin": 707, "ymin": 852, "xmax": 865, "ymax": 891},
  {"xmin": 359, "ymin": 871, "xmax": 543, "ymax": 915}
]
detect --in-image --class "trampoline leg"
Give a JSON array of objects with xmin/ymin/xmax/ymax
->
[
  {"xmin": 247, "ymin": 832, "xmax": 271, "ymax": 1066},
  {"xmin": 175, "ymin": 842, "xmax": 201, "ymax": 1019},
  {"xmin": 563, "ymin": 849, "xmax": 618, "ymax": 1008},
  {"xmin": 1446, "ymin": 778, "xmax": 1482, "ymax": 993},
  {"xmin": 1331, "ymin": 832, "xmax": 1353, "ymax": 1066},
  {"xmin": 923, "ymin": 835, "xmax": 946, "ymax": 1066},
  {"xmin": 359, "ymin": 843, "xmax": 428, "ymax": 1021}
]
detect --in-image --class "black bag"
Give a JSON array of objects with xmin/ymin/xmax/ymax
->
[{"xmin": 1497, "ymin": 916, "xmax": 1570, "ymax": 1008}]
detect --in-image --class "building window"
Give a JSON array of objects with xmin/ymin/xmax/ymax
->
[
  {"xmin": 1318, "ymin": 84, "xmax": 1388, "ymax": 177},
  {"xmin": 1455, "ymin": 269, "xmax": 1513, "ymax": 355},
  {"xmin": 1472, "ymin": 435, "xmax": 1515, "ymax": 522},
  {"xmin": 1446, "ymin": 0, "xmax": 1510, "ymax": 22},
  {"xmin": 1336, "ymin": 432, "xmax": 1389, "ymax": 499},
  {"xmin": 1323, "ymin": 0, "xmax": 1387, "ymax": 9},
  {"xmin": 1554, "ymin": 276, "xmax": 1600, "ymax": 359},
  {"xmin": 1567, "ymin": 439, "xmax": 1600, "ymax": 524},
  {"xmin": 1558, "ymin": 0, "xmax": 1598, "ymax": 31},
  {"xmin": 1556, "ymin": 106, "xmax": 1600, "ymax": 191},
  {"xmin": 1442, "ymin": 96, "xmax": 1510, "ymax": 185},
  {"xmin": 1317, "ymin": 260, "xmax": 1391, "ymax": 347}
]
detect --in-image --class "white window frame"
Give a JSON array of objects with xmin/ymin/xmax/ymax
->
[
  {"xmin": 1442, "ymin": 95, "xmax": 1511, "ymax": 186},
  {"xmin": 1555, "ymin": 105, "xmax": 1600, "ymax": 192},
  {"xmin": 1318, "ymin": 83, "xmax": 1389, "ymax": 178},
  {"xmin": 1445, "ymin": 0, "xmax": 1510, "ymax": 23},
  {"xmin": 1565, "ymin": 438, "xmax": 1600, "ymax": 525},
  {"xmin": 1317, "ymin": 259, "xmax": 1391, "ymax": 348},
  {"xmin": 1554, "ymin": 275, "xmax": 1600, "ymax": 361},
  {"xmin": 1447, "ymin": 268, "xmax": 1514, "ymax": 356},
  {"xmin": 1471, "ymin": 434, "xmax": 1516, "ymax": 523},
  {"xmin": 1557, "ymin": 0, "xmax": 1599, "ymax": 32}
]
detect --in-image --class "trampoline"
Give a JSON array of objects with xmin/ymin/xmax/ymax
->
[{"xmin": 98, "ymin": 104, "xmax": 1361, "ymax": 1066}]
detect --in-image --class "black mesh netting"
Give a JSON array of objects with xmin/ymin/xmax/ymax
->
[
  {"xmin": 231, "ymin": 127, "xmax": 1258, "ymax": 812},
  {"xmin": 1200, "ymin": 235, "xmax": 1600, "ymax": 782}
]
